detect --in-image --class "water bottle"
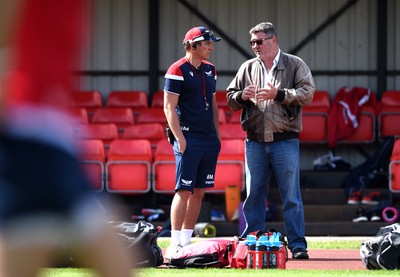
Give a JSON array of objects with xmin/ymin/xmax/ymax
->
[
  {"xmin": 245, "ymin": 235, "xmax": 257, "ymax": 269},
  {"xmin": 255, "ymin": 235, "xmax": 269, "ymax": 269},
  {"xmin": 277, "ymin": 242, "xmax": 287, "ymax": 269},
  {"xmin": 268, "ymin": 232, "xmax": 280, "ymax": 269},
  {"xmin": 269, "ymin": 232, "xmax": 286, "ymax": 269}
]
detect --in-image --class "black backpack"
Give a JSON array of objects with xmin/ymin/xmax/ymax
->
[
  {"xmin": 360, "ymin": 223, "xmax": 400, "ymax": 269},
  {"xmin": 342, "ymin": 137, "xmax": 394, "ymax": 196},
  {"xmin": 110, "ymin": 220, "xmax": 163, "ymax": 268}
]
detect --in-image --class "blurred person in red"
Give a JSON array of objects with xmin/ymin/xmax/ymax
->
[{"xmin": 0, "ymin": 0, "xmax": 133, "ymax": 276}]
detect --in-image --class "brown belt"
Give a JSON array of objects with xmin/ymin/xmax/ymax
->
[{"xmin": 246, "ymin": 132, "xmax": 299, "ymax": 142}]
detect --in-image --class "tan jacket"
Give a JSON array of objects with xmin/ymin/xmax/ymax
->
[{"xmin": 227, "ymin": 51, "xmax": 315, "ymax": 142}]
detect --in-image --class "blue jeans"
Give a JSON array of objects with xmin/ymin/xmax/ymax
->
[{"xmin": 241, "ymin": 138, "xmax": 307, "ymax": 252}]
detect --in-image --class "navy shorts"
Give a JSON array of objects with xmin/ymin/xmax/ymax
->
[{"xmin": 173, "ymin": 138, "xmax": 221, "ymax": 192}]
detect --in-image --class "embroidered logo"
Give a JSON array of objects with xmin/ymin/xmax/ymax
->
[
  {"xmin": 190, "ymin": 71, "xmax": 194, "ymax": 77},
  {"xmin": 181, "ymin": 179, "xmax": 193, "ymax": 186},
  {"xmin": 205, "ymin": 70, "xmax": 212, "ymax": 77}
]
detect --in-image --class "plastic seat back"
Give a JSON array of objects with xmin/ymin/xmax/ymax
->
[
  {"xmin": 390, "ymin": 139, "xmax": 400, "ymax": 193},
  {"xmin": 71, "ymin": 91, "xmax": 103, "ymax": 121},
  {"xmin": 106, "ymin": 139, "xmax": 152, "ymax": 193},
  {"xmin": 135, "ymin": 108, "xmax": 166, "ymax": 124},
  {"xmin": 69, "ymin": 107, "xmax": 89, "ymax": 124},
  {"xmin": 151, "ymin": 90, "xmax": 164, "ymax": 108},
  {"xmin": 92, "ymin": 108, "xmax": 134, "ymax": 137},
  {"xmin": 152, "ymin": 139, "xmax": 176, "ymax": 194},
  {"xmin": 218, "ymin": 108, "xmax": 227, "ymax": 124},
  {"xmin": 106, "ymin": 90, "xmax": 148, "ymax": 110},
  {"xmin": 303, "ymin": 90, "xmax": 330, "ymax": 112},
  {"xmin": 77, "ymin": 139, "xmax": 105, "ymax": 191},
  {"xmin": 378, "ymin": 91, "xmax": 400, "ymax": 139},
  {"xmin": 208, "ymin": 139, "xmax": 245, "ymax": 193},
  {"xmin": 300, "ymin": 90, "xmax": 330, "ymax": 143},
  {"xmin": 77, "ymin": 123, "xmax": 119, "ymax": 155},
  {"xmin": 216, "ymin": 90, "xmax": 229, "ymax": 109},
  {"xmin": 220, "ymin": 123, "xmax": 246, "ymax": 140},
  {"xmin": 229, "ymin": 111, "xmax": 241, "ymax": 123},
  {"xmin": 124, "ymin": 123, "xmax": 166, "ymax": 155}
]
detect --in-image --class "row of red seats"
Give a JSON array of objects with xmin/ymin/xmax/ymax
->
[
  {"xmin": 220, "ymin": 89, "xmax": 400, "ymax": 144},
  {"xmin": 70, "ymin": 90, "xmax": 163, "ymax": 119},
  {"xmin": 70, "ymin": 122, "xmax": 246, "ymax": 156},
  {"xmin": 71, "ymin": 89, "xmax": 400, "ymax": 144},
  {"xmin": 77, "ymin": 138, "xmax": 245, "ymax": 195},
  {"xmin": 70, "ymin": 106, "xmax": 241, "ymax": 129}
]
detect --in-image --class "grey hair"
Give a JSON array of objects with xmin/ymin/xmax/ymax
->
[{"xmin": 249, "ymin": 22, "xmax": 278, "ymax": 42}]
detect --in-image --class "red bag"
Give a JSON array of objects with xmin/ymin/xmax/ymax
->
[
  {"xmin": 168, "ymin": 238, "xmax": 230, "ymax": 268},
  {"xmin": 227, "ymin": 236, "xmax": 247, "ymax": 268}
]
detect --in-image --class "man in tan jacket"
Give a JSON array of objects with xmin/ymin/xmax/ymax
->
[{"xmin": 227, "ymin": 22, "xmax": 315, "ymax": 259}]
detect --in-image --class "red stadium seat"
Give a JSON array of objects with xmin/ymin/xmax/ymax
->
[
  {"xmin": 69, "ymin": 107, "xmax": 89, "ymax": 124},
  {"xmin": 300, "ymin": 90, "xmax": 330, "ymax": 143},
  {"xmin": 218, "ymin": 108, "xmax": 227, "ymax": 124},
  {"xmin": 106, "ymin": 139, "xmax": 152, "ymax": 193},
  {"xmin": 389, "ymin": 139, "xmax": 400, "ymax": 193},
  {"xmin": 76, "ymin": 139, "xmax": 105, "ymax": 191},
  {"xmin": 152, "ymin": 139, "xmax": 176, "ymax": 194},
  {"xmin": 106, "ymin": 90, "xmax": 148, "ymax": 110},
  {"xmin": 151, "ymin": 90, "xmax": 164, "ymax": 108},
  {"xmin": 378, "ymin": 91, "xmax": 400, "ymax": 140},
  {"xmin": 228, "ymin": 111, "xmax": 241, "ymax": 123},
  {"xmin": 135, "ymin": 108, "xmax": 166, "ymax": 124},
  {"xmin": 124, "ymin": 123, "xmax": 166, "ymax": 155},
  {"xmin": 71, "ymin": 91, "xmax": 103, "ymax": 121},
  {"xmin": 207, "ymin": 139, "xmax": 245, "ymax": 193},
  {"xmin": 92, "ymin": 108, "xmax": 134, "ymax": 137},
  {"xmin": 216, "ymin": 90, "xmax": 232, "ymax": 121},
  {"xmin": 216, "ymin": 90, "xmax": 229, "ymax": 108},
  {"xmin": 76, "ymin": 123, "xmax": 119, "ymax": 156},
  {"xmin": 220, "ymin": 123, "xmax": 246, "ymax": 140}
]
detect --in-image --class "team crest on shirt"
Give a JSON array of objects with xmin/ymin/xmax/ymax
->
[{"xmin": 205, "ymin": 70, "xmax": 212, "ymax": 77}]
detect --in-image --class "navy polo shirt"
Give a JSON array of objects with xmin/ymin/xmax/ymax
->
[{"xmin": 164, "ymin": 57, "xmax": 218, "ymax": 140}]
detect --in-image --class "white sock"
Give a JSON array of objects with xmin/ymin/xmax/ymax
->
[
  {"xmin": 170, "ymin": 230, "xmax": 181, "ymax": 245},
  {"xmin": 180, "ymin": 229, "xmax": 193, "ymax": 246}
]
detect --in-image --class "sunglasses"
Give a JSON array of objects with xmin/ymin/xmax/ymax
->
[
  {"xmin": 249, "ymin": 37, "xmax": 273, "ymax": 46},
  {"xmin": 192, "ymin": 30, "xmax": 220, "ymax": 42}
]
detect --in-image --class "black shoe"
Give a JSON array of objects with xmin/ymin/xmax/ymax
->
[
  {"xmin": 370, "ymin": 212, "xmax": 382, "ymax": 222},
  {"xmin": 352, "ymin": 207, "xmax": 368, "ymax": 222},
  {"xmin": 292, "ymin": 248, "xmax": 309, "ymax": 259}
]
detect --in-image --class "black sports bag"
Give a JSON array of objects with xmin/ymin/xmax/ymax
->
[
  {"xmin": 111, "ymin": 220, "xmax": 163, "ymax": 268},
  {"xmin": 360, "ymin": 223, "xmax": 400, "ymax": 269}
]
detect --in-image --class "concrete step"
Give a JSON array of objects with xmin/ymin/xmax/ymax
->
[
  {"xmin": 299, "ymin": 170, "xmax": 351, "ymax": 188},
  {"xmin": 267, "ymin": 187, "xmax": 390, "ymax": 205}
]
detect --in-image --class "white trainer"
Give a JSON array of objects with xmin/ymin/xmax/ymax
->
[{"xmin": 164, "ymin": 243, "xmax": 182, "ymax": 261}]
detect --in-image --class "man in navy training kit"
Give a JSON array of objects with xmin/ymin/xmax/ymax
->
[{"xmin": 163, "ymin": 26, "xmax": 221, "ymax": 260}]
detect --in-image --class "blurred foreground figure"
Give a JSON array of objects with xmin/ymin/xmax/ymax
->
[{"xmin": 0, "ymin": 1, "xmax": 133, "ymax": 276}]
